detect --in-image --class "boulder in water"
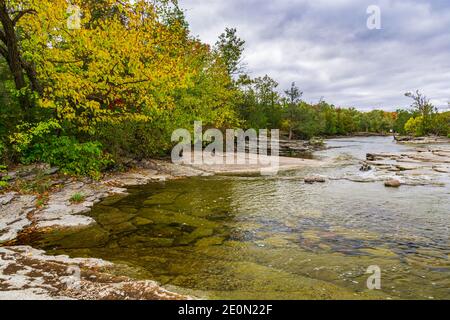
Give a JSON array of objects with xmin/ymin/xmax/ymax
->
[
  {"xmin": 305, "ymin": 177, "xmax": 326, "ymax": 184},
  {"xmin": 384, "ymin": 179, "xmax": 401, "ymax": 188}
]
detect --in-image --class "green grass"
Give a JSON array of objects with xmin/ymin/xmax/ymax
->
[
  {"xmin": 0, "ymin": 165, "xmax": 9, "ymax": 190},
  {"xmin": 0, "ymin": 180, "xmax": 8, "ymax": 189},
  {"xmin": 70, "ymin": 192, "xmax": 86, "ymax": 204}
]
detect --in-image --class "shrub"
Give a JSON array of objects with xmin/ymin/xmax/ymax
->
[
  {"xmin": 23, "ymin": 136, "xmax": 113, "ymax": 179},
  {"xmin": 404, "ymin": 116, "xmax": 424, "ymax": 137},
  {"xmin": 432, "ymin": 112, "xmax": 450, "ymax": 136},
  {"xmin": 70, "ymin": 192, "xmax": 86, "ymax": 204},
  {"xmin": 0, "ymin": 141, "xmax": 5, "ymax": 164},
  {"xmin": 9, "ymin": 120, "xmax": 61, "ymax": 154},
  {"xmin": 96, "ymin": 119, "xmax": 178, "ymax": 164},
  {"xmin": 310, "ymin": 137, "xmax": 325, "ymax": 147},
  {"xmin": 8, "ymin": 121, "xmax": 113, "ymax": 179},
  {"xmin": 0, "ymin": 163, "xmax": 8, "ymax": 190}
]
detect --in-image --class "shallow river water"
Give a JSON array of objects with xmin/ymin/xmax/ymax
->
[{"xmin": 31, "ymin": 137, "xmax": 450, "ymax": 299}]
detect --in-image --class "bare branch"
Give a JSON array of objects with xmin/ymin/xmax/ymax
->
[{"xmin": 12, "ymin": 9, "xmax": 36, "ymax": 25}]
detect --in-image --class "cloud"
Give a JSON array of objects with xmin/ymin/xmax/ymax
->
[{"xmin": 180, "ymin": 0, "xmax": 450, "ymax": 110}]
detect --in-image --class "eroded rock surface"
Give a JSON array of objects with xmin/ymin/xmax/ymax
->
[
  {"xmin": 0, "ymin": 161, "xmax": 208, "ymax": 300},
  {"xmin": 363, "ymin": 146, "xmax": 450, "ymax": 186},
  {"xmin": 0, "ymin": 193, "xmax": 36, "ymax": 242},
  {"xmin": 18, "ymin": 161, "xmax": 210, "ymax": 232},
  {"xmin": 330, "ymin": 145, "xmax": 450, "ymax": 187},
  {"xmin": 0, "ymin": 246, "xmax": 190, "ymax": 300}
]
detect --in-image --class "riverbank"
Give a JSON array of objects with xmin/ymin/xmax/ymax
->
[
  {"xmin": 1, "ymin": 138, "xmax": 449, "ymax": 300},
  {"xmin": 1, "ymin": 160, "xmax": 205, "ymax": 299},
  {"xmin": 1, "ymin": 155, "xmax": 330, "ymax": 300},
  {"xmin": 0, "ymin": 246, "xmax": 190, "ymax": 300},
  {"xmin": 395, "ymin": 136, "xmax": 450, "ymax": 144}
]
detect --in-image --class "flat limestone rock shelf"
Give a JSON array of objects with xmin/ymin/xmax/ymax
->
[
  {"xmin": 0, "ymin": 246, "xmax": 190, "ymax": 300},
  {"xmin": 186, "ymin": 153, "xmax": 329, "ymax": 176},
  {"xmin": 25, "ymin": 167, "xmax": 450, "ymax": 298},
  {"xmin": 2, "ymin": 137, "xmax": 450, "ymax": 300},
  {"xmin": 1, "ymin": 160, "xmax": 205, "ymax": 300}
]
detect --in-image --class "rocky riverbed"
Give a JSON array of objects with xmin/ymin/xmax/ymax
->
[
  {"xmin": 358, "ymin": 145, "xmax": 450, "ymax": 186},
  {"xmin": 1, "ymin": 155, "xmax": 326, "ymax": 300},
  {"xmin": 314, "ymin": 137, "xmax": 450, "ymax": 187},
  {"xmin": 1, "ymin": 138, "xmax": 449, "ymax": 300},
  {"xmin": 0, "ymin": 246, "xmax": 189, "ymax": 300},
  {"xmin": 0, "ymin": 160, "xmax": 208, "ymax": 300}
]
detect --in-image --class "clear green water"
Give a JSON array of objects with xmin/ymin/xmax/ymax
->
[{"xmin": 30, "ymin": 137, "xmax": 450, "ymax": 300}]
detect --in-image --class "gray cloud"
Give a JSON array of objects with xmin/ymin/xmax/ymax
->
[{"xmin": 180, "ymin": 0, "xmax": 450, "ymax": 110}]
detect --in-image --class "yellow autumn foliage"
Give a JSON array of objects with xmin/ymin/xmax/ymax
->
[{"xmin": 16, "ymin": 0, "xmax": 213, "ymax": 133}]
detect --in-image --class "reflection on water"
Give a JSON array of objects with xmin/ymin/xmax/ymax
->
[{"xmin": 31, "ymin": 137, "xmax": 450, "ymax": 299}]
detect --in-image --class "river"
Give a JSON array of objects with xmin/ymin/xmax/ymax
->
[{"xmin": 29, "ymin": 137, "xmax": 450, "ymax": 299}]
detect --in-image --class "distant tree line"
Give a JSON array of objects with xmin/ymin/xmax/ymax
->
[{"xmin": 235, "ymin": 78, "xmax": 450, "ymax": 140}]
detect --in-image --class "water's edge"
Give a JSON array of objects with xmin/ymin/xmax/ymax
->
[{"xmin": 2, "ymin": 137, "xmax": 449, "ymax": 300}]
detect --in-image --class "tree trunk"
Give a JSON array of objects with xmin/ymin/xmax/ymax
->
[
  {"xmin": 22, "ymin": 59, "xmax": 42, "ymax": 94},
  {"xmin": 0, "ymin": 1, "xmax": 35, "ymax": 117}
]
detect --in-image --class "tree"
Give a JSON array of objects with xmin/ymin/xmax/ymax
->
[
  {"xmin": 236, "ymin": 75, "xmax": 282, "ymax": 129},
  {"xmin": 9, "ymin": 0, "xmax": 195, "ymax": 132},
  {"xmin": 0, "ymin": 0, "xmax": 42, "ymax": 116},
  {"xmin": 405, "ymin": 90, "xmax": 436, "ymax": 135},
  {"xmin": 0, "ymin": 57, "xmax": 19, "ymax": 137},
  {"xmin": 432, "ymin": 111, "xmax": 450, "ymax": 136},
  {"xmin": 283, "ymin": 82, "xmax": 303, "ymax": 139},
  {"xmin": 293, "ymin": 102, "xmax": 324, "ymax": 139},
  {"xmin": 255, "ymin": 75, "xmax": 282, "ymax": 128},
  {"xmin": 405, "ymin": 116, "xmax": 424, "ymax": 137},
  {"xmin": 215, "ymin": 27, "xmax": 245, "ymax": 77},
  {"xmin": 0, "ymin": 0, "xmax": 241, "ymax": 165},
  {"xmin": 393, "ymin": 109, "xmax": 413, "ymax": 135}
]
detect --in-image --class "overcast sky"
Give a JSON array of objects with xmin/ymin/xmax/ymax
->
[{"xmin": 180, "ymin": 0, "xmax": 450, "ymax": 111}]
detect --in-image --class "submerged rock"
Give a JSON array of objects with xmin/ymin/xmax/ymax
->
[
  {"xmin": 360, "ymin": 247, "xmax": 398, "ymax": 258},
  {"xmin": 143, "ymin": 191, "xmax": 181, "ymax": 205},
  {"xmin": 395, "ymin": 164, "xmax": 422, "ymax": 171},
  {"xmin": 367, "ymin": 154, "xmax": 384, "ymax": 161},
  {"xmin": 108, "ymin": 222, "xmax": 137, "ymax": 234},
  {"xmin": 304, "ymin": 177, "xmax": 327, "ymax": 184},
  {"xmin": 178, "ymin": 228, "xmax": 215, "ymax": 245},
  {"xmin": 56, "ymin": 226, "xmax": 110, "ymax": 249},
  {"xmin": 96, "ymin": 208, "xmax": 137, "ymax": 226},
  {"xmin": 118, "ymin": 235, "xmax": 174, "ymax": 248},
  {"xmin": 195, "ymin": 236, "xmax": 225, "ymax": 247},
  {"xmin": 139, "ymin": 208, "xmax": 218, "ymax": 229},
  {"xmin": 132, "ymin": 217, "xmax": 154, "ymax": 226},
  {"xmin": 384, "ymin": 179, "xmax": 401, "ymax": 188}
]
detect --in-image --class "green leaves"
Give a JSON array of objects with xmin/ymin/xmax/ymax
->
[
  {"xmin": 0, "ymin": 162, "xmax": 9, "ymax": 190},
  {"xmin": 215, "ymin": 27, "xmax": 245, "ymax": 77},
  {"xmin": 23, "ymin": 136, "xmax": 113, "ymax": 179},
  {"xmin": 9, "ymin": 120, "xmax": 61, "ymax": 153}
]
